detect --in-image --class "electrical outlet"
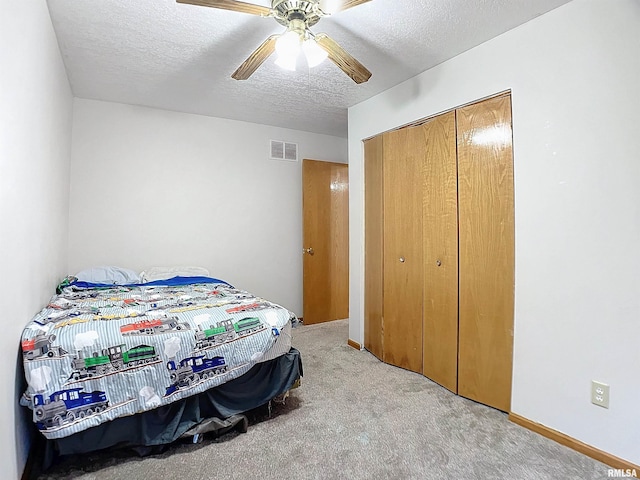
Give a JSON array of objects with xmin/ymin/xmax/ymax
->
[{"xmin": 591, "ymin": 381, "xmax": 610, "ymax": 408}]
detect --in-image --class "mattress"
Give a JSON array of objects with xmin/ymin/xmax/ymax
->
[{"xmin": 20, "ymin": 277, "xmax": 295, "ymax": 440}]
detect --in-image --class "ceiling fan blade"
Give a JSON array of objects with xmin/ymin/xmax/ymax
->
[
  {"xmin": 315, "ymin": 33, "xmax": 371, "ymax": 84},
  {"xmin": 176, "ymin": 0, "xmax": 271, "ymax": 16},
  {"xmin": 335, "ymin": 0, "xmax": 372, "ymax": 12},
  {"xmin": 232, "ymin": 35, "xmax": 278, "ymax": 80}
]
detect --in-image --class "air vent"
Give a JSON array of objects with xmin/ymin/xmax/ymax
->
[{"xmin": 270, "ymin": 140, "xmax": 298, "ymax": 162}]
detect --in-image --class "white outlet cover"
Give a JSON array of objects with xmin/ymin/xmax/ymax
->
[{"xmin": 591, "ymin": 380, "xmax": 610, "ymax": 409}]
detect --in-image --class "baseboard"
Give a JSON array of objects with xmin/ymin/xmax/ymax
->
[
  {"xmin": 347, "ymin": 339, "xmax": 361, "ymax": 351},
  {"xmin": 509, "ymin": 412, "xmax": 639, "ymax": 471}
]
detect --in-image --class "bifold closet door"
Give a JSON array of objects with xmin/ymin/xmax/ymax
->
[
  {"xmin": 382, "ymin": 126, "xmax": 425, "ymax": 374},
  {"xmin": 422, "ymin": 111, "xmax": 459, "ymax": 393},
  {"xmin": 457, "ymin": 94, "xmax": 515, "ymax": 412},
  {"xmin": 364, "ymin": 136, "xmax": 384, "ymax": 361}
]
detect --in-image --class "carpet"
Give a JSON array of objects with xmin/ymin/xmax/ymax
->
[{"xmin": 34, "ymin": 319, "xmax": 608, "ymax": 479}]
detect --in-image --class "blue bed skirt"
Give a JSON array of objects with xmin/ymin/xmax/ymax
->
[{"xmin": 42, "ymin": 347, "xmax": 302, "ymax": 466}]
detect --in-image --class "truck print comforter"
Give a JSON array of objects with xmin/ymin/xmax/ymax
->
[{"xmin": 20, "ymin": 277, "xmax": 294, "ymax": 439}]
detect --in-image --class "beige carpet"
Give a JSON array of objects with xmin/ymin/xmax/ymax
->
[{"xmin": 36, "ymin": 319, "xmax": 608, "ymax": 479}]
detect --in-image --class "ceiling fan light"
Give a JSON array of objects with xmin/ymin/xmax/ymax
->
[
  {"xmin": 275, "ymin": 30, "xmax": 302, "ymax": 59},
  {"xmin": 302, "ymin": 38, "xmax": 328, "ymax": 68},
  {"xmin": 275, "ymin": 55, "xmax": 297, "ymax": 72}
]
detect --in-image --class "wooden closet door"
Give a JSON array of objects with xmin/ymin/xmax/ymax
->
[
  {"xmin": 422, "ymin": 111, "xmax": 459, "ymax": 393},
  {"xmin": 382, "ymin": 126, "xmax": 425, "ymax": 374},
  {"xmin": 457, "ymin": 94, "xmax": 515, "ymax": 412},
  {"xmin": 364, "ymin": 136, "xmax": 384, "ymax": 360}
]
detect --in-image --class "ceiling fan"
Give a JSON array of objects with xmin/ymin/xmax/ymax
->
[{"xmin": 177, "ymin": 0, "xmax": 373, "ymax": 84}]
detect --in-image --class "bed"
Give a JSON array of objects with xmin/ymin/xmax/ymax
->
[{"xmin": 19, "ymin": 268, "xmax": 302, "ymax": 463}]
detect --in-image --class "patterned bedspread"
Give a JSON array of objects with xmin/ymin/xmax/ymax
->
[{"xmin": 20, "ymin": 278, "xmax": 294, "ymax": 439}]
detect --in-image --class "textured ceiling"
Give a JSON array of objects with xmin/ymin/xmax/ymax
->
[{"xmin": 47, "ymin": 0, "xmax": 571, "ymax": 137}]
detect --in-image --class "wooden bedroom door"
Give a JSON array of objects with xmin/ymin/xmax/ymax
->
[{"xmin": 302, "ymin": 159, "xmax": 349, "ymax": 325}]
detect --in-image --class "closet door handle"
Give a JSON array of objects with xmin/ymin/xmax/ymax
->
[
  {"xmin": 436, "ymin": 260, "xmax": 442, "ymax": 267},
  {"xmin": 399, "ymin": 257, "xmax": 405, "ymax": 263}
]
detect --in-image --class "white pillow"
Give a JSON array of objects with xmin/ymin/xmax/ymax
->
[
  {"xmin": 140, "ymin": 266, "xmax": 210, "ymax": 283},
  {"xmin": 74, "ymin": 266, "xmax": 141, "ymax": 285}
]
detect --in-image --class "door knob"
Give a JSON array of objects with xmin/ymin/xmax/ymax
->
[
  {"xmin": 304, "ymin": 247, "xmax": 315, "ymax": 255},
  {"xmin": 436, "ymin": 260, "xmax": 442, "ymax": 267},
  {"xmin": 399, "ymin": 257, "xmax": 405, "ymax": 263}
]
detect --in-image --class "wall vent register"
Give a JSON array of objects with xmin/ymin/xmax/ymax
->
[{"xmin": 270, "ymin": 140, "xmax": 298, "ymax": 162}]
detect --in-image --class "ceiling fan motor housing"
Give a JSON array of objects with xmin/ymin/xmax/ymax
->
[{"xmin": 272, "ymin": 0, "xmax": 323, "ymax": 28}]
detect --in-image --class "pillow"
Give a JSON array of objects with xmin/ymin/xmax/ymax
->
[
  {"xmin": 74, "ymin": 266, "xmax": 141, "ymax": 285},
  {"xmin": 140, "ymin": 266, "xmax": 210, "ymax": 283}
]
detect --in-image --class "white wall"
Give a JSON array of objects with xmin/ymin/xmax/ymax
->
[
  {"xmin": 0, "ymin": 1, "xmax": 73, "ymax": 478},
  {"xmin": 68, "ymin": 99, "xmax": 347, "ymax": 316},
  {"xmin": 349, "ymin": 0, "xmax": 640, "ymax": 466}
]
